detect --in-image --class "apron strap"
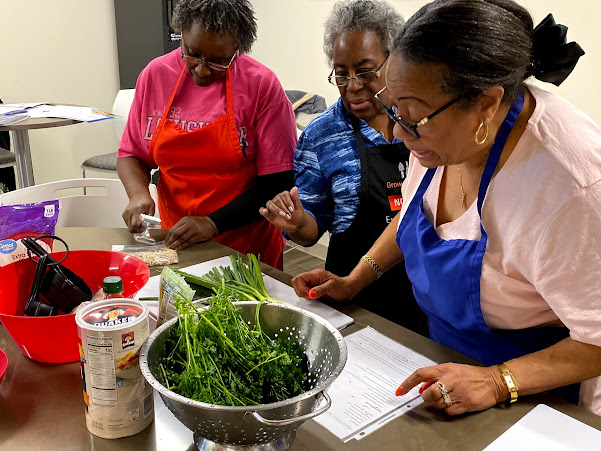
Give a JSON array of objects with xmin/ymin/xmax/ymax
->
[
  {"xmin": 350, "ymin": 115, "xmax": 371, "ymax": 206},
  {"xmin": 398, "ymin": 168, "xmax": 436, "ymax": 234},
  {"xmin": 477, "ymin": 91, "xmax": 524, "ymax": 216},
  {"xmin": 165, "ymin": 66, "xmax": 187, "ymax": 119},
  {"xmin": 149, "ymin": 65, "xmax": 187, "ymax": 153},
  {"xmin": 224, "ymin": 71, "xmax": 241, "ymax": 157}
]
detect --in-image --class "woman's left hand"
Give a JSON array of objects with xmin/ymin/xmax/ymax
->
[
  {"xmin": 398, "ymin": 363, "xmax": 507, "ymax": 415},
  {"xmin": 164, "ymin": 216, "xmax": 218, "ymax": 250}
]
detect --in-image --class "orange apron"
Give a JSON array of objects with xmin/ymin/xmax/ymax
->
[{"xmin": 148, "ymin": 67, "xmax": 284, "ymax": 269}]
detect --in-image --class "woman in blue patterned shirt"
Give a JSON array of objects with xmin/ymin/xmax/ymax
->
[{"xmin": 260, "ymin": 0, "xmax": 428, "ymax": 335}]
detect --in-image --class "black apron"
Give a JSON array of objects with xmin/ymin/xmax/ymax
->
[{"xmin": 325, "ymin": 116, "xmax": 429, "ymax": 336}]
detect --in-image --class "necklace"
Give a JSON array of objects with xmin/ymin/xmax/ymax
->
[
  {"xmin": 457, "ymin": 150, "xmax": 491, "ymax": 209},
  {"xmin": 458, "ymin": 165, "xmax": 467, "ymax": 209}
]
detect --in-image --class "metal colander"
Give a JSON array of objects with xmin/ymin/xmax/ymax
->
[{"xmin": 140, "ymin": 301, "xmax": 347, "ymax": 447}]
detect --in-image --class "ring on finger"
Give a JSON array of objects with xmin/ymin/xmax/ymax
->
[{"xmin": 436, "ymin": 381, "xmax": 453, "ymax": 407}]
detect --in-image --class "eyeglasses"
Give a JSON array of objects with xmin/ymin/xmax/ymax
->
[
  {"xmin": 328, "ymin": 57, "xmax": 388, "ymax": 87},
  {"xmin": 375, "ymin": 86, "xmax": 464, "ymax": 139},
  {"xmin": 181, "ymin": 49, "xmax": 238, "ymax": 72}
]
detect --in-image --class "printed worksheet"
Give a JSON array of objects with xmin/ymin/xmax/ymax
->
[{"xmin": 315, "ymin": 326, "xmax": 436, "ymax": 442}]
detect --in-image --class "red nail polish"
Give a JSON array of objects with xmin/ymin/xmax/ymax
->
[
  {"xmin": 419, "ymin": 384, "xmax": 426, "ymax": 394},
  {"xmin": 395, "ymin": 386, "xmax": 403, "ymax": 396},
  {"xmin": 309, "ymin": 289, "xmax": 318, "ymax": 299}
]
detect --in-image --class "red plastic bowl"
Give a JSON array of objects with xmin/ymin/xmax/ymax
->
[
  {"xmin": 0, "ymin": 250, "xmax": 150, "ymax": 363},
  {"xmin": 0, "ymin": 349, "xmax": 7, "ymax": 384}
]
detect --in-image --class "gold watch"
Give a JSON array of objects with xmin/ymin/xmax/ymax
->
[{"xmin": 498, "ymin": 363, "xmax": 518, "ymax": 404}]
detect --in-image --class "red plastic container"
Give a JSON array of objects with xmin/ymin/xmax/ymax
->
[
  {"xmin": 0, "ymin": 349, "xmax": 7, "ymax": 384},
  {"xmin": 0, "ymin": 250, "xmax": 150, "ymax": 363}
]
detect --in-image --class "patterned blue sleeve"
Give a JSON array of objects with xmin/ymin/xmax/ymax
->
[
  {"xmin": 294, "ymin": 128, "xmax": 333, "ymax": 238},
  {"xmin": 294, "ymin": 102, "xmax": 362, "ymax": 238}
]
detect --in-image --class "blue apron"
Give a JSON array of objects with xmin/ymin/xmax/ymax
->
[{"xmin": 396, "ymin": 92, "xmax": 579, "ymax": 403}]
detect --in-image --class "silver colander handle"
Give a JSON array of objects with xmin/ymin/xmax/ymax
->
[{"xmin": 250, "ymin": 391, "xmax": 332, "ymax": 426}]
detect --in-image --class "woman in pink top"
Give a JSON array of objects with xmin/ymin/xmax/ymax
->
[
  {"xmin": 117, "ymin": 0, "xmax": 296, "ymax": 269},
  {"xmin": 289, "ymin": 0, "xmax": 601, "ymax": 417}
]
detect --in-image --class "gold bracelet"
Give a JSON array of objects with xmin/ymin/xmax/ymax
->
[
  {"xmin": 498, "ymin": 363, "xmax": 518, "ymax": 404},
  {"xmin": 361, "ymin": 255, "xmax": 383, "ymax": 279}
]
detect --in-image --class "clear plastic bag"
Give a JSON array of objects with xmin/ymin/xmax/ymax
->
[
  {"xmin": 156, "ymin": 266, "xmax": 195, "ymax": 326},
  {"xmin": 112, "ymin": 244, "xmax": 179, "ymax": 267}
]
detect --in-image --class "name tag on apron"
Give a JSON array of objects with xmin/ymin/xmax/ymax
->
[{"xmin": 388, "ymin": 194, "xmax": 404, "ymax": 211}]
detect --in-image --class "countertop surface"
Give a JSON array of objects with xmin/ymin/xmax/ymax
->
[{"xmin": 1, "ymin": 227, "xmax": 600, "ymax": 450}]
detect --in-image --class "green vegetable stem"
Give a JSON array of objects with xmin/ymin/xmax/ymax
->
[
  {"xmin": 158, "ymin": 253, "xmax": 309, "ymax": 406},
  {"xmin": 172, "ymin": 254, "xmax": 284, "ymax": 304}
]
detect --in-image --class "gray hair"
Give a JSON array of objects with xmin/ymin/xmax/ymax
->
[
  {"xmin": 324, "ymin": 0, "xmax": 404, "ymax": 65},
  {"xmin": 171, "ymin": 0, "xmax": 257, "ymax": 54}
]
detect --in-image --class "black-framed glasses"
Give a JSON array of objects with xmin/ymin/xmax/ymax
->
[
  {"xmin": 375, "ymin": 86, "xmax": 464, "ymax": 139},
  {"xmin": 328, "ymin": 57, "xmax": 388, "ymax": 87},
  {"xmin": 181, "ymin": 48, "xmax": 238, "ymax": 72}
]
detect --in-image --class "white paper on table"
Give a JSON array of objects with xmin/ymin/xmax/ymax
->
[
  {"xmin": 484, "ymin": 404, "xmax": 601, "ymax": 450},
  {"xmin": 0, "ymin": 102, "xmax": 47, "ymax": 115},
  {"xmin": 314, "ymin": 326, "xmax": 436, "ymax": 442},
  {"xmin": 132, "ymin": 256, "xmax": 354, "ymax": 330},
  {"xmin": 25, "ymin": 104, "xmax": 115, "ymax": 122}
]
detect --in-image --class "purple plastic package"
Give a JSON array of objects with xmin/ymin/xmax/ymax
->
[{"xmin": 0, "ymin": 200, "xmax": 60, "ymax": 266}]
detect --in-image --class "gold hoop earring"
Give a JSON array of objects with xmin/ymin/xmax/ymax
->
[{"xmin": 475, "ymin": 121, "xmax": 489, "ymax": 145}]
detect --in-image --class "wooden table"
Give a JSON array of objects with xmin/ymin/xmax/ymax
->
[
  {"xmin": 0, "ymin": 116, "xmax": 79, "ymax": 187},
  {"xmin": 1, "ymin": 228, "xmax": 600, "ymax": 450}
]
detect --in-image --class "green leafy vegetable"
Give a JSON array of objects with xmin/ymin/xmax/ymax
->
[
  {"xmin": 172, "ymin": 254, "xmax": 284, "ymax": 304},
  {"xmin": 159, "ymin": 288, "xmax": 309, "ymax": 406}
]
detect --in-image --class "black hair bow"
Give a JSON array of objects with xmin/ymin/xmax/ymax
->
[{"xmin": 531, "ymin": 14, "xmax": 585, "ymax": 86}]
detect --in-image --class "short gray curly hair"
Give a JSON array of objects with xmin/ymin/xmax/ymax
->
[
  {"xmin": 172, "ymin": 0, "xmax": 257, "ymax": 54},
  {"xmin": 324, "ymin": 0, "xmax": 404, "ymax": 65}
]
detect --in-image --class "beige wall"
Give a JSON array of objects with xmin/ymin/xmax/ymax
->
[
  {"xmin": 0, "ymin": 0, "xmax": 120, "ymax": 185},
  {"xmin": 1, "ymin": 0, "xmax": 599, "ymax": 185},
  {"xmin": 251, "ymin": 0, "xmax": 601, "ymax": 120}
]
